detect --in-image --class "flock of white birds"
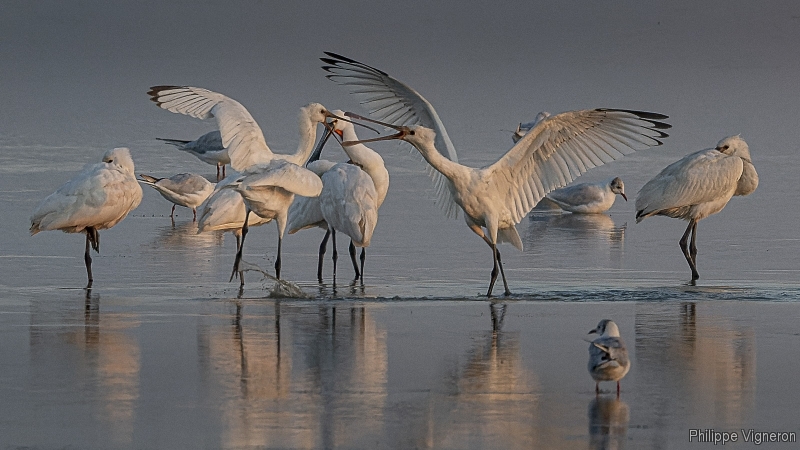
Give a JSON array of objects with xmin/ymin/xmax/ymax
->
[{"xmin": 29, "ymin": 52, "xmax": 758, "ymax": 298}]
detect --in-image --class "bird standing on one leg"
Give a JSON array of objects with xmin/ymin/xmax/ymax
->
[
  {"xmin": 635, "ymin": 135, "xmax": 758, "ymax": 282},
  {"xmin": 30, "ymin": 147, "xmax": 143, "ymax": 287}
]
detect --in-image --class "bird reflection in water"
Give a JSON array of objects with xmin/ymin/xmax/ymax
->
[
  {"xmin": 317, "ymin": 278, "xmax": 366, "ymax": 298},
  {"xmin": 588, "ymin": 395, "xmax": 630, "ymax": 450},
  {"xmin": 635, "ymin": 302, "xmax": 756, "ymax": 429},
  {"xmin": 425, "ymin": 302, "xmax": 539, "ymax": 449}
]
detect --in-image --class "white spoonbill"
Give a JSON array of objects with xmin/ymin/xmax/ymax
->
[
  {"xmin": 138, "ymin": 172, "xmax": 215, "ymax": 221},
  {"xmin": 30, "ymin": 147, "xmax": 143, "ymax": 287},
  {"xmin": 157, "ymin": 131, "xmax": 230, "ymax": 180},
  {"xmin": 289, "ymin": 112, "xmax": 389, "ymax": 282},
  {"xmin": 540, "ymin": 177, "xmax": 627, "ymax": 214},
  {"xmin": 324, "ymin": 52, "xmax": 670, "ymax": 296},
  {"xmin": 635, "ymin": 135, "xmax": 758, "ymax": 281},
  {"xmin": 588, "ymin": 319, "xmax": 631, "ymax": 396},
  {"xmin": 147, "ymin": 86, "xmax": 348, "ymax": 280},
  {"xmin": 197, "ymin": 175, "xmax": 272, "ymax": 285}
]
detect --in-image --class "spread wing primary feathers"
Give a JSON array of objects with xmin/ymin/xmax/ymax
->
[
  {"xmin": 148, "ymin": 86, "xmax": 274, "ymax": 171},
  {"xmin": 489, "ymin": 109, "xmax": 670, "ymax": 223},
  {"xmin": 321, "ymin": 52, "xmax": 460, "ymax": 219}
]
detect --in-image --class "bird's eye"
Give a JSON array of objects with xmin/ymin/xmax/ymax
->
[
  {"xmin": 107, "ymin": 159, "xmax": 114, "ymax": 163},
  {"xmin": 409, "ymin": 130, "xmax": 415, "ymax": 135},
  {"xmin": 723, "ymin": 145, "xmax": 729, "ymax": 150}
]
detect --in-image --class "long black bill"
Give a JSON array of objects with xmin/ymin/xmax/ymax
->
[
  {"xmin": 324, "ymin": 111, "xmax": 380, "ymax": 135},
  {"xmin": 341, "ymin": 112, "xmax": 407, "ymax": 146},
  {"xmin": 307, "ymin": 125, "xmax": 335, "ymax": 166}
]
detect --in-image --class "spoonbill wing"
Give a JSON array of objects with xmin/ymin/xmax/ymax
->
[
  {"xmin": 490, "ymin": 108, "xmax": 669, "ymax": 223},
  {"xmin": 321, "ymin": 52, "xmax": 460, "ymax": 219},
  {"xmin": 238, "ymin": 160, "xmax": 323, "ymax": 198},
  {"xmin": 148, "ymin": 86, "xmax": 274, "ymax": 171}
]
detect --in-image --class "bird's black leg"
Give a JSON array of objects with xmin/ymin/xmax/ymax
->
[
  {"xmin": 318, "ymin": 229, "xmax": 330, "ymax": 282},
  {"xmin": 495, "ymin": 247, "xmax": 511, "ymax": 296},
  {"xmin": 359, "ymin": 248, "xmax": 366, "ymax": 284},
  {"xmin": 230, "ymin": 208, "xmax": 250, "ymax": 282},
  {"xmin": 331, "ymin": 229, "xmax": 338, "ymax": 283},
  {"xmin": 679, "ymin": 220, "xmax": 699, "ymax": 281},
  {"xmin": 689, "ymin": 220, "xmax": 698, "ymax": 265},
  {"xmin": 275, "ymin": 235, "xmax": 282, "ymax": 280},
  {"xmin": 171, "ymin": 204, "xmax": 176, "ymax": 218},
  {"xmin": 84, "ymin": 231, "xmax": 94, "ymax": 288},
  {"xmin": 216, "ymin": 163, "xmax": 221, "ymax": 180},
  {"xmin": 192, "ymin": 208, "xmax": 197, "ymax": 222},
  {"xmin": 349, "ymin": 240, "xmax": 360, "ymax": 281},
  {"xmin": 487, "ymin": 243, "xmax": 499, "ymax": 297},
  {"xmin": 235, "ymin": 234, "xmax": 244, "ymax": 286}
]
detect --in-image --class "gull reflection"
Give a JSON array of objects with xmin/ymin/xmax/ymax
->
[
  {"xmin": 426, "ymin": 302, "xmax": 539, "ymax": 449},
  {"xmin": 635, "ymin": 302, "xmax": 755, "ymax": 429},
  {"xmin": 588, "ymin": 396, "xmax": 630, "ymax": 450},
  {"xmin": 524, "ymin": 213, "xmax": 626, "ymax": 271}
]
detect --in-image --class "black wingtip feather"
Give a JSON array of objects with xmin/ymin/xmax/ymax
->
[{"xmin": 321, "ymin": 51, "xmax": 389, "ymax": 76}]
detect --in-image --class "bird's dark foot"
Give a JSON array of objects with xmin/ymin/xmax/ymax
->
[{"xmin": 503, "ymin": 289, "xmax": 512, "ymax": 297}]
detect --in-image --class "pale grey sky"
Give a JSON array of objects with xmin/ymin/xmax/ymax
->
[{"xmin": 3, "ymin": 0, "xmax": 799, "ymax": 163}]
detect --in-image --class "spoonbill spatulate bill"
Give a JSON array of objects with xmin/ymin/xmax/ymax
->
[{"xmin": 324, "ymin": 52, "xmax": 671, "ymax": 296}]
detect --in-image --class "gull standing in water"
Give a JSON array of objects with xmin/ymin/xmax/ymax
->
[
  {"xmin": 157, "ymin": 131, "xmax": 230, "ymax": 180},
  {"xmin": 323, "ymin": 52, "xmax": 671, "ymax": 296},
  {"xmin": 540, "ymin": 177, "xmax": 627, "ymax": 214},
  {"xmin": 588, "ymin": 319, "xmax": 631, "ymax": 396},
  {"xmin": 635, "ymin": 135, "xmax": 758, "ymax": 281},
  {"xmin": 148, "ymin": 86, "xmax": 346, "ymax": 280},
  {"xmin": 138, "ymin": 172, "xmax": 215, "ymax": 221},
  {"xmin": 30, "ymin": 147, "xmax": 143, "ymax": 287}
]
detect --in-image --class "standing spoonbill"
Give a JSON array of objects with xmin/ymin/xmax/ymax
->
[
  {"xmin": 157, "ymin": 131, "xmax": 230, "ymax": 180},
  {"xmin": 290, "ymin": 111, "xmax": 389, "ymax": 283},
  {"xmin": 138, "ymin": 172, "xmax": 215, "ymax": 221},
  {"xmin": 323, "ymin": 53, "xmax": 670, "ymax": 296},
  {"xmin": 30, "ymin": 147, "xmax": 143, "ymax": 287},
  {"xmin": 147, "ymin": 86, "xmax": 350, "ymax": 280},
  {"xmin": 197, "ymin": 175, "xmax": 273, "ymax": 285},
  {"xmin": 635, "ymin": 135, "xmax": 758, "ymax": 281},
  {"xmin": 540, "ymin": 177, "xmax": 627, "ymax": 214}
]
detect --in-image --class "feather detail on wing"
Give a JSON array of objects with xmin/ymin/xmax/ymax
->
[
  {"xmin": 239, "ymin": 160, "xmax": 323, "ymax": 198},
  {"xmin": 489, "ymin": 108, "xmax": 670, "ymax": 223},
  {"xmin": 148, "ymin": 86, "xmax": 273, "ymax": 171},
  {"xmin": 320, "ymin": 52, "xmax": 460, "ymax": 219}
]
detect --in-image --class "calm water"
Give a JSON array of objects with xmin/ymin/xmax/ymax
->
[
  {"xmin": 3, "ymin": 2, "xmax": 800, "ymax": 446},
  {"xmin": 1, "ymin": 138, "xmax": 799, "ymax": 449}
]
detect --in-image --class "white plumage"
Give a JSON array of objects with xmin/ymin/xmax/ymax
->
[
  {"xmin": 635, "ymin": 135, "xmax": 758, "ymax": 281},
  {"xmin": 588, "ymin": 319, "xmax": 631, "ymax": 396},
  {"xmin": 30, "ymin": 147, "xmax": 143, "ymax": 286},
  {"xmin": 138, "ymin": 172, "xmax": 215, "ymax": 221},
  {"xmin": 288, "ymin": 112, "xmax": 389, "ymax": 282},
  {"xmin": 326, "ymin": 51, "xmax": 670, "ymax": 296},
  {"xmin": 157, "ymin": 131, "xmax": 230, "ymax": 180},
  {"xmin": 148, "ymin": 86, "xmax": 339, "ymax": 281},
  {"xmin": 541, "ymin": 177, "xmax": 627, "ymax": 214}
]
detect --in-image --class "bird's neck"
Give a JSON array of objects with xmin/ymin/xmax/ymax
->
[
  {"xmin": 290, "ymin": 116, "xmax": 318, "ymax": 166},
  {"xmin": 341, "ymin": 127, "xmax": 390, "ymax": 206},
  {"xmin": 735, "ymin": 157, "xmax": 759, "ymax": 196},
  {"xmin": 410, "ymin": 138, "xmax": 465, "ymax": 183}
]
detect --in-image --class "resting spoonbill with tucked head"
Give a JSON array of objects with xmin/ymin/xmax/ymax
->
[
  {"xmin": 323, "ymin": 52, "xmax": 671, "ymax": 296},
  {"xmin": 30, "ymin": 147, "xmax": 143, "ymax": 287},
  {"xmin": 588, "ymin": 319, "xmax": 631, "ymax": 396},
  {"xmin": 138, "ymin": 172, "xmax": 215, "ymax": 221},
  {"xmin": 635, "ymin": 135, "xmax": 758, "ymax": 282},
  {"xmin": 540, "ymin": 177, "xmax": 627, "ymax": 214},
  {"xmin": 147, "ymin": 86, "xmax": 350, "ymax": 280},
  {"xmin": 157, "ymin": 131, "xmax": 230, "ymax": 180}
]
